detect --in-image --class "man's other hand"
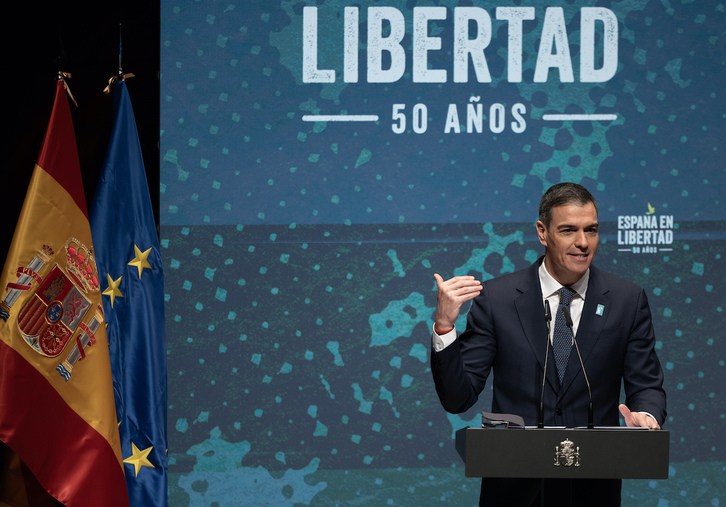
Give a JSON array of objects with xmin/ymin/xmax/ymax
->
[{"xmin": 619, "ymin": 404, "xmax": 661, "ymax": 429}]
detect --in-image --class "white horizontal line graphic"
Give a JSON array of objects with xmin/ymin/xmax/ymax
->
[
  {"xmin": 543, "ymin": 114, "xmax": 618, "ymax": 121},
  {"xmin": 302, "ymin": 115, "xmax": 379, "ymax": 122}
]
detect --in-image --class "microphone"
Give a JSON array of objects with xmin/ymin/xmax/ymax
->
[
  {"xmin": 538, "ymin": 300, "xmax": 552, "ymax": 428},
  {"xmin": 562, "ymin": 306, "xmax": 594, "ymax": 429}
]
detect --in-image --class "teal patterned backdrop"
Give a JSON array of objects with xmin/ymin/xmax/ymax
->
[{"xmin": 160, "ymin": 1, "xmax": 725, "ymax": 504}]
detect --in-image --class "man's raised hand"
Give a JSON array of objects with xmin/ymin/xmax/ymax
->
[{"xmin": 433, "ymin": 274, "xmax": 482, "ymax": 333}]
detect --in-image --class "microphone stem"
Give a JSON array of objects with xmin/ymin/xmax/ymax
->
[
  {"xmin": 538, "ymin": 300, "xmax": 552, "ymax": 429},
  {"xmin": 563, "ymin": 306, "xmax": 594, "ymax": 429},
  {"xmin": 572, "ymin": 337, "xmax": 594, "ymax": 429}
]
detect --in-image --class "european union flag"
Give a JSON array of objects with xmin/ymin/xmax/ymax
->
[{"xmin": 90, "ymin": 80, "xmax": 168, "ymax": 506}]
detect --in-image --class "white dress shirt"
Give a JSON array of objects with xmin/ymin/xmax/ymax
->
[{"xmin": 539, "ymin": 262, "xmax": 589, "ymax": 345}]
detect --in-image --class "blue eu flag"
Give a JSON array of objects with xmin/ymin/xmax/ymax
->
[{"xmin": 90, "ymin": 80, "xmax": 168, "ymax": 506}]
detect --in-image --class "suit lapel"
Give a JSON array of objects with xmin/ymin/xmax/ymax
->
[
  {"xmin": 559, "ymin": 265, "xmax": 611, "ymax": 396},
  {"xmin": 514, "ymin": 259, "xmax": 559, "ymax": 392}
]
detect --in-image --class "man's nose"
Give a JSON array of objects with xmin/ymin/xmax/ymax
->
[{"xmin": 574, "ymin": 231, "xmax": 588, "ymax": 248}]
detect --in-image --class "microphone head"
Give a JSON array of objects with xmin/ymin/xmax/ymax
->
[
  {"xmin": 562, "ymin": 305, "xmax": 574, "ymax": 328},
  {"xmin": 545, "ymin": 300, "xmax": 552, "ymax": 322}
]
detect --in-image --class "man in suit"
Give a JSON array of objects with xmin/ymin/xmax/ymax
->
[{"xmin": 430, "ymin": 183, "xmax": 666, "ymax": 506}]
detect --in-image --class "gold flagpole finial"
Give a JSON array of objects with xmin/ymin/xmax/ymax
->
[
  {"xmin": 104, "ymin": 21, "xmax": 135, "ymax": 94},
  {"xmin": 57, "ymin": 71, "xmax": 78, "ymax": 107},
  {"xmin": 103, "ymin": 72, "xmax": 136, "ymax": 95}
]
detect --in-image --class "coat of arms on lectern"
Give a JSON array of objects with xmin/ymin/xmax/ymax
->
[{"xmin": 554, "ymin": 438, "xmax": 581, "ymax": 467}]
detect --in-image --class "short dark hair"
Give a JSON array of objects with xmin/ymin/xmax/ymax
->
[{"xmin": 538, "ymin": 183, "xmax": 598, "ymax": 229}]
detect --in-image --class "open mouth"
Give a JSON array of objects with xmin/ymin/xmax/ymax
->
[{"xmin": 569, "ymin": 253, "xmax": 589, "ymax": 260}]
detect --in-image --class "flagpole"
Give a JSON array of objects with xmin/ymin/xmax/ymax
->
[{"xmin": 118, "ymin": 22, "xmax": 123, "ymax": 78}]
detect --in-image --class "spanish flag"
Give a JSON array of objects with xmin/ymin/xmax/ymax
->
[{"xmin": 0, "ymin": 79, "xmax": 129, "ymax": 506}]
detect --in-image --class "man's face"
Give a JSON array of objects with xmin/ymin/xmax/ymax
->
[{"xmin": 536, "ymin": 202, "xmax": 599, "ymax": 286}]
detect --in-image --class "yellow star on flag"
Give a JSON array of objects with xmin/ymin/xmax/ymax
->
[
  {"xmin": 128, "ymin": 244, "xmax": 152, "ymax": 278},
  {"xmin": 102, "ymin": 274, "xmax": 123, "ymax": 307},
  {"xmin": 123, "ymin": 442, "xmax": 155, "ymax": 477}
]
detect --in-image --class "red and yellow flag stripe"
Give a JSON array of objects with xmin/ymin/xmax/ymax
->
[{"xmin": 0, "ymin": 79, "xmax": 129, "ymax": 506}]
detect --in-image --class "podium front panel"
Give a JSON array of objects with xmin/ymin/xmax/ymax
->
[{"xmin": 456, "ymin": 428, "xmax": 669, "ymax": 479}]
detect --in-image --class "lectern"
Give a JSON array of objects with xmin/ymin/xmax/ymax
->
[{"xmin": 456, "ymin": 427, "xmax": 669, "ymax": 479}]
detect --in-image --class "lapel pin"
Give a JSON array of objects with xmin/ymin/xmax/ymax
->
[{"xmin": 596, "ymin": 304, "xmax": 605, "ymax": 316}]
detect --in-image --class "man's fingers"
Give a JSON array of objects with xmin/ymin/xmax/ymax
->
[
  {"xmin": 436, "ymin": 275, "xmax": 478, "ymax": 284},
  {"xmin": 437, "ymin": 276, "xmax": 482, "ymax": 291},
  {"xmin": 445, "ymin": 286, "xmax": 482, "ymax": 302},
  {"xmin": 644, "ymin": 418, "xmax": 661, "ymax": 430},
  {"xmin": 619, "ymin": 404, "xmax": 634, "ymax": 425},
  {"xmin": 618, "ymin": 405, "xmax": 637, "ymax": 427},
  {"xmin": 619, "ymin": 404, "xmax": 660, "ymax": 429},
  {"xmin": 451, "ymin": 289, "xmax": 482, "ymax": 302},
  {"xmin": 456, "ymin": 283, "xmax": 483, "ymax": 292}
]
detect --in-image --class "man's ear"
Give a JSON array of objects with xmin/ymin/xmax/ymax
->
[{"xmin": 536, "ymin": 220, "xmax": 547, "ymax": 247}]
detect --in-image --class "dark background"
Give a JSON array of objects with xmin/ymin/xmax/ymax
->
[{"xmin": 2, "ymin": 2, "xmax": 160, "ymax": 253}]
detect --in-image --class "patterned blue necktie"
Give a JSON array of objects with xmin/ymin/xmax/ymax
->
[{"xmin": 553, "ymin": 287, "xmax": 576, "ymax": 385}]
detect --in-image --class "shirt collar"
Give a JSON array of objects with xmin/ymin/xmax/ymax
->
[{"xmin": 538, "ymin": 260, "xmax": 589, "ymax": 300}]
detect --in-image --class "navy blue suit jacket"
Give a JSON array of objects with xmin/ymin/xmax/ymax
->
[{"xmin": 432, "ymin": 258, "xmax": 666, "ymax": 428}]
